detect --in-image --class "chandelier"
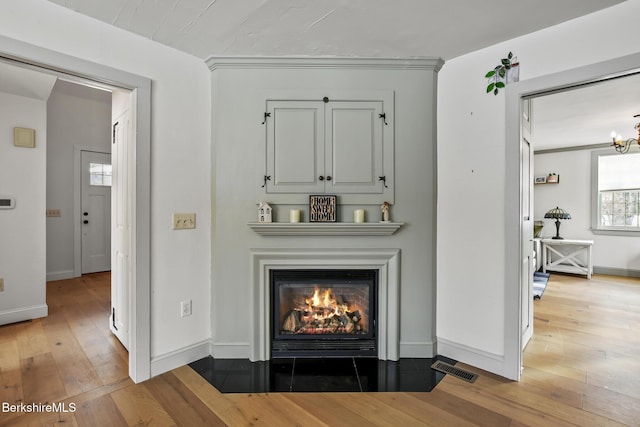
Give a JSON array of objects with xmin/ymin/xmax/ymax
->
[{"xmin": 610, "ymin": 114, "xmax": 640, "ymax": 154}]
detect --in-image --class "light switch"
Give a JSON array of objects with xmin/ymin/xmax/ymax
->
[{"xmin": 173, "ymin": 213, "xmax": 196, "ymax": 230}]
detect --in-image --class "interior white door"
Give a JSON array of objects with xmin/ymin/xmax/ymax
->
[
  {"xmin": 521, "ymin": 99, "xmax": 534, "ymax": 351},
  {"xmin": 81, "ymin": 151, "xmax": 112, "ymax": 274},
  {"xmin": 111, "ymin": 98, "xmax": 133, "ymax": 350}
]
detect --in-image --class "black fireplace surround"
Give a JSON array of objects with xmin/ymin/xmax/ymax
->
[{"xmin": 270, "ymin": 269, "xmax": 378, "ymax": 358}]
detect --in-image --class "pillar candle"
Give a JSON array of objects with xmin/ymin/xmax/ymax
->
[
  {"xmin": 354, "ymin": 209, "xmax": 365, "ymax": 223},
  {"xmin": 289, "ymin": 209, "xmax": 301, "ymax": 223}
]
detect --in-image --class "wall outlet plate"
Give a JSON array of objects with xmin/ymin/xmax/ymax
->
[
  {"xmin": 172, "ymin": 213, "xmax": 196, "ymax": 230},
  {"xmin": 181, "ymin": 299, "xmax": 192, "ymax": 317}
]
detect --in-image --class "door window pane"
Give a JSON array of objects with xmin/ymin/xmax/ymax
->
[{"xmin": 90, "ymin": 162, "xmax": 112, "ymax": 187}]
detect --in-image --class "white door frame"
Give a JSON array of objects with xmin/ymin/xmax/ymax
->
[
  {"xmin": 504, "ymin": 52, "xmax": 640, "ymax": 380},
  {"xmin": 0, "ymin": 35, "xmax": 152, "ymax": 383}
]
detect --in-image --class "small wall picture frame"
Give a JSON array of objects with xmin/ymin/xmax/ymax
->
[
  {"xmin": 14, "ymin": 127, "xmax": 36, "ymax": 148},
  {"xmin": 309, "ymin": 195, "xmax": 337, "ymax": 222},
  {"xmin": 534, "ymin": 176, "xmax": 547, "ymax": 184}
]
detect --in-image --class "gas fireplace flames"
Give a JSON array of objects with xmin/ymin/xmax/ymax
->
[{"xmin": 282, "ymin": 287, "xmax": 364, "ymax": 335}]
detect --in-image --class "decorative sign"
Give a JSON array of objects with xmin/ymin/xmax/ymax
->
[{"xmin": 309, "ymin": 195, "xmax": 336, "ymax": 222}]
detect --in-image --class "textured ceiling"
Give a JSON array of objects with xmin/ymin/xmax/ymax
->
[{"xmin": 47, "ymin": 0, "xmax": 624, "ymax": 60}]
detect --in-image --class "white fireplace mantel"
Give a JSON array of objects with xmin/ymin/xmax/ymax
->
[
  {"xmin": 249, "ymin": 248, "xmax": 401, "ymax": 361},
  {"xmin": 247, "ymin": 222, "xmax": 404, "ymax": 236}
]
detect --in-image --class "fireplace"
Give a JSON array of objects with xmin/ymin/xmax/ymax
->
[{"xmin": 270, "ymin": 269, "xmax": 377, "ymax": 358}]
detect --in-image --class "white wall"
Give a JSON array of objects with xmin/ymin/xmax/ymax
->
[
  {"xmin": 0, "ymin": 91, "xmax": 48, "ymax": 324},
  {"xmin": 437, "ymin": 0, "xmax": 640, "ymax": 377},
  {"xmin": 534, "ymin": 149, "xmax": 640, "ymax": 272},
  {"xmin": 0, "ymin": 0, "xmax": 211, "ymax": 364},
  {"xmin": 46, "ymin": 80, "xmax": 112, "ymax": 281}
]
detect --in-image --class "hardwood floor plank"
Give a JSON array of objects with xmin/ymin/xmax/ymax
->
[
  {"xmin": 20, "ymin": 353, "xmax": 67, "ymax": 404},
  {"xmin": 111, "ymin": 382, "xmax": 176, "ymax": 426},
  {"xmin": 74, "ymin": 393, "xmax": 127, "ymax": 427},
  {"xmin": 408, "ymin": 390, "xmax": 512, "ymax": 426},
  {"xmin": 0, "ymin": 325, "xmax": 24, "ymax": 407},
  {"xmin": 144, "ymin": 372, "xmax": 227, "ymax": 426},
  {"xmin": 225, "ymin": 393, "xmax": 332, "ymax": 427},
  {"xmin": 367, "ymin": 392, "xmax": 483, "ymax": 427},
  {"xmin": 40, "ymin": 316, "xmax": 103, "ymax": 397}
]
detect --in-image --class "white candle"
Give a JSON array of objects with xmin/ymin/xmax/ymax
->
[
  {"xmin": 289, "ymin": 209, "xmax": 301, "ymax": 223},
  {"xmin": 354, "ymin": 209, "xmax": 365, "ymax": 223}
]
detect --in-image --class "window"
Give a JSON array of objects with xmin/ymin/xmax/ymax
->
[
  {"xmin": 592, "ymin": 151, "xmax": 640, "ymax": 235},
  {"xmin": 90, "ymin": 162, "xmax": 112, "ymax": 187}
]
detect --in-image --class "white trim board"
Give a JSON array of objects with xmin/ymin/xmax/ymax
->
[{"xmin": 247, "ymin": 247, "xmax": 401, "ymax": 362}]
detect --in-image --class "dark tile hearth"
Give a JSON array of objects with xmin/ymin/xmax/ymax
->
[{"xmin": 189, "ymin": 356, "xmax": 455, "ymax": 393}]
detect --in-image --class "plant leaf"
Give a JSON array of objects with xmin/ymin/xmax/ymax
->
[
  {"xmin": 501, "ymin": 58, "xmax": 511, "ymax": 65},
  {"xmin": 487, "ymin": 83, "xmax": 495, "ymax": 93},
  {"xmin": 498, "ymin": 68, "xmax": 506, "ymax": 78},
  {"xmin": 494, "ymin": 88, "xmax": 499, "ymax": 95},
  {"xmin": 496, "ymin": 82, "xmax": 505, "ymax": 88},
  {"xmin": 508, "ymin": 52, "xmax": 513, "ymax": 59},
  {"xmin": 485, "ymin": 70, "xmax": 496, "ymax": 78}
]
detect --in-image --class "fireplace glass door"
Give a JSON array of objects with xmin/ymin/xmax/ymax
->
[{"xmin": 271, "ymin": 269, "xmax": 377, "ymax": 357}]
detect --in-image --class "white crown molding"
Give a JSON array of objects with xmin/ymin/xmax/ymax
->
[{"xmin": 206, "ymin": 56, "xmax": 444, "ymax": 72}]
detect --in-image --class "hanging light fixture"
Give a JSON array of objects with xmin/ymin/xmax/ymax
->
[
  {"xmin": 610, "ymin": 114, "xmax": 640, "ymax": 154},
  {"xmin": 544, "ymin": 206, "xmax": 571, "ymax": 240}
]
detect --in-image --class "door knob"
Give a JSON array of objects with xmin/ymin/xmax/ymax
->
[
  {"xmin": 83, "ymin": 212, "xmax": 88, "ymax": 216},
  {"xmin": 319, "ymin": 176, "xmax": 324, "ymax": 181},
  {"xmin": 83, "ymin": 220, "xmax": 89, "ymax": 224},
  {"xmin": 326, "ymin": 176, "xmax": 332, "ymax": 181}
]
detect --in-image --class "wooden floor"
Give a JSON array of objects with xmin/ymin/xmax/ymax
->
[{"xmin": 1, "ymin": 272, "xmax": 639, "ymax": 426}]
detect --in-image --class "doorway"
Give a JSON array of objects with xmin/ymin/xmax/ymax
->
[
  {"xmin": 0, "ymin": 35, "xmax": 151, "ymax": 383},
  {"xmin": 505, "ymin": 51, "xmax": 640, "ymax": 380}
]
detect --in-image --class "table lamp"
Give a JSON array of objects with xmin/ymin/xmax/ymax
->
[{"xmin": 544, "ymin": 206, "xmax": 571, "ymax": 240}]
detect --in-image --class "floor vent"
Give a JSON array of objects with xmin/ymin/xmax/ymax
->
[{"xmin": 431, "ymin": 361, "xmax": 478, "ymax": 383}]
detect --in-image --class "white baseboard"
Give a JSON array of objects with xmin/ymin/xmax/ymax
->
[
  {"xmin": 437, "ymin": 337, "xmax": 506, "ymax": 377},
  {"xmin": 46, "ymin": 270, "xmax": 75, "ymax": 282},
  {"xmin": 399, "ymin": 340, "xmax": 436, "ymax": 358},
  {"xmin": 210, "ymin": 341, "xmax": 251, "ymax": 359},
  {"xmin": 150, "ymin": 340, "xmax": 211, "ymax": 377},
  {"xmin": 0, "ymin": 304, "xmax": 48, "ymax": 326}
]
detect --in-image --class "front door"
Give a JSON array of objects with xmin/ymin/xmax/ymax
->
[{"xmin": 81, "ymin": 151, "xmax": 112, "ymax": 274}]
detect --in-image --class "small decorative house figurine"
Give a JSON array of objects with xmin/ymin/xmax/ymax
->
[{"xmin": 258, "ymin": 202, "xmax": 272, "ymax": 223}]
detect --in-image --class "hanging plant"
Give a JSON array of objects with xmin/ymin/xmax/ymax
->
[{"xmin": 485, "ymin": 52, "xmax": 515, "ymax": 96}]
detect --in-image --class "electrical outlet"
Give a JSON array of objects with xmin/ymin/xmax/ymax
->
[
  {"xmin": 181, "ymin": 299, "xmax": 192, "ymax": 317},
  {"xmin": 172, "ymin": 213, "xmax": 196, "ymax": 230},
  {"xmin": 0, "ymin": 277, "xmax": 4, "ymax": 292}
]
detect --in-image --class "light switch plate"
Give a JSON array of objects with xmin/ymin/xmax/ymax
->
[
  {"xmin": 173, "ymin": 213, "xmax": 196, "ymax": 230},
  {"xmin": 0, "ymin": 278, "xmax": 4, "ymax": 292},
  {"xmin": 46, "ymin": 209, "xmax": 61, "ymax": 217}
]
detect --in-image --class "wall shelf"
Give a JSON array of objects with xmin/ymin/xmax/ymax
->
[{"xmin": 247, "ymin": 222, "xmax": 404, "ymax": 236}]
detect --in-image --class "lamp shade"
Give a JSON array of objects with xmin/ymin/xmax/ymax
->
[
  {"xmin": 544, "ymin": 206, "xmax": 571, "ymax": 239},
  {"xmin": 544, "ymin": 206, "xmax": 571, "ymax": 220}
]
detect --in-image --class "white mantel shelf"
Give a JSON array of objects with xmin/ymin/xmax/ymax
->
[{"xmin": 247, "ymin": 222, "xmax": 404, "ymax": 236}]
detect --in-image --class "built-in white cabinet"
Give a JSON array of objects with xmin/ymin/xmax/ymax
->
[{"xmin": 262, "ymin": 94, "xmax": 394, "ymax": 204}]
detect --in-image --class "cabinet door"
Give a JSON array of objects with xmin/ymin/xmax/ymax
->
[
  {"xmin": 326, "ymin": 101, "xmax": 384, "ymax": 195},
  {"xmin": 266, "ymin": 101, "xmax": 325, "ymax": 194}
]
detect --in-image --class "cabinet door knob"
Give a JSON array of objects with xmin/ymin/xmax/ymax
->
[
  {"xmin": 83, "ymin": 220, "xmax": 89, "ymax": 224},
  {"xmin": 326, "ymin": 176, "xmax": 332, "ymax": 181},
  {"xmin": 319, "ymin": 176, "xmax": 324, "ymax": 181}
]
